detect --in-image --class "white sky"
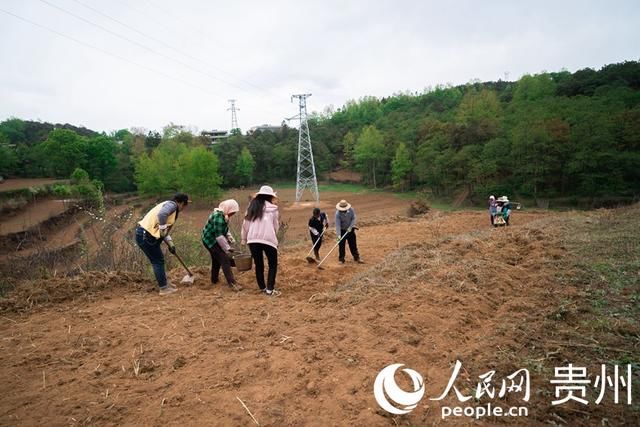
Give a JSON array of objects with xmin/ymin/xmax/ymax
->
[{"xmin": 1, "ymin": 0, "xmax": 639, "ymax": 134}]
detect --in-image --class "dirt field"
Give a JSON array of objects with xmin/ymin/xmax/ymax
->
[
  {"xmin": 184, "ymin": 188, "xmax": 412, "ymax": 244},
  {"xmin": 0, "ymin": 199, "xmax": 70, "ymax": 236},
  {"xmin": 0, "ymin": 194, "xmax": 638, "ymax": 426},
  {"xmin": 0, "ymin": 178, "xmax": 66, "ymax": 192},
  {"xmin": 328, "ymin": 170, "xmax": 363, "ymax": 183}
]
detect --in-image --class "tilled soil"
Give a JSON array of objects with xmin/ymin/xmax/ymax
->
[{"xmin": 1, "ymin": 206, "xmax": 637, "ymax": 426}]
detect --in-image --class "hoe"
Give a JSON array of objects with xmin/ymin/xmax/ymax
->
[
  {"xmin": 305, "ymin": 228, "xmax": 328, "ymax": 263},
  {"xmin": 316, "ymin": 228, "xmax": 355, "ymax": 270},
  {"xmin": 172, "ymin": 252, "xmax": 195, "ymax": 285}
]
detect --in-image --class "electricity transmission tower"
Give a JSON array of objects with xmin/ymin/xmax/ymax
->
[
  {"xmin": 291, "ymin": 93, "xmax": 319, "ymax": 203},
  {"xmin": 227, "ymin": 99, "xmax": 240, "ymax": 133}
]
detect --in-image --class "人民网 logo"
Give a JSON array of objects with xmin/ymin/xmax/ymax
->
[{"xmin": 373, "ymin": 363, "xmax": 425, "ymax": 414}]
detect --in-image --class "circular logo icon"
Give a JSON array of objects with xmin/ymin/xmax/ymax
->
[{"xmin": 374, "ymin": 363, "xmax": 425, "ymax": 415}]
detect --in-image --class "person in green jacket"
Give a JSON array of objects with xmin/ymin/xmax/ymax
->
[
  {"xmin": 201, "ymin": 199, "xmax": 242, "ymax": 291},
  {"xmin": 497, "ymin": 196, "xmax": 512, "ymax": 226}
]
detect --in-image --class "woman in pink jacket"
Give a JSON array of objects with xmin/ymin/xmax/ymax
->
[{"xmin": 241, "ymin": 185, "xmax": 280, "ymax": 296}]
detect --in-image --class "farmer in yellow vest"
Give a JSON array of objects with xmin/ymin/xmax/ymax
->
[{"xmin": 135, "ymin": 193, "xmax": 190, "ymax": 295}]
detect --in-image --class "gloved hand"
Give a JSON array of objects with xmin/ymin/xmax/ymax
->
[
  {"xmin": 166, "ymin": 240, "xmax": 176, "ymax": 255},
  {"xmin": 226, "ymin": 232, "xmax": 236, "ymax": 244},
  {"xmin": 336, "ymin": 236, "xmax": 341, "ymax": 242},
  {"xmin": 347, "ymin": 226, "xmax": 353, "ymax": 233},
  {"xmin": 310, "ymin": 228, "xmax": 319, "ymax": 236}
]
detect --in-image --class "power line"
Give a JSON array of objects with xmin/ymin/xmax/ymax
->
[
  {"xmin": 70, "ymin": 0, "xmax": 284, "ymax": 102},
  {"xmin": 142, "ymin": 0, "xmax": 207, "ymax": 40},
  {"xmin": 0, "ymin": 7, "xmax": 224, "ymax": 98},
  {"xmin": 37, "ymin": 0, "xmax": 268, "ymax": 100},
  {"xmin": 110, "ymin": 0, "xmax": 176, "ymax": 34}
]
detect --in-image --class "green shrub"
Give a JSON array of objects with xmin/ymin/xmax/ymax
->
[
  {"xmin": 71, "ymin": 167, "xmax": 90, "ymax": 184},
  {"xmin": 52, "ymin": 184, "xmax": 72, "ymax": 198}
]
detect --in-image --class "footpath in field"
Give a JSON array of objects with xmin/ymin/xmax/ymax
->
[{"xmin": 0, "ymin": 205, "xmax": 638, "ymax": 425}]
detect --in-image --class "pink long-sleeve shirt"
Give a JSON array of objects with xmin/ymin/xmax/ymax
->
[{"xmin": 241, "ymin": 201, "xmax": 279, "ymax": 249}]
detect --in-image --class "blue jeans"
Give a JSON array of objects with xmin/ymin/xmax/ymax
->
[{"xmin": 135, "ymin": 226, "xmax": 167, "ymax": 289}]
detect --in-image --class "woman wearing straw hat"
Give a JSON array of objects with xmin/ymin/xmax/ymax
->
[
  {"xmin": 335, "ymin": 199, "xmax": 363, "ymax": 264},
  {"xmin": 497, "ymin": 196, "xmax": 512, "ymax": 225},
  {"xmin": 201, "ymin": 199, "xmax": 242, "ymax": 291},
  {"xmin": 241, "ymin": 185, "xmax": 281, "ymax": 296}
]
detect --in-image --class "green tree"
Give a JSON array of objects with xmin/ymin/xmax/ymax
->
[
  {"xmin": 69, "ymin": 168, "xmax": 103, "ymax": 210},
  {"xmin": 456, "ymin": 88, "xmax": 501, "ymax": 125},
  {"xmin": 40, "ymin": 129, "xmax": 87, "ymax": 178},
  {"xmin": 113, "ymin": 129, "xmax": 132, "ymax": 142},
  {"xmin": 134, "ymin": 140, "xmax": 186, "ymax": 195},
  {"xmin": 0, "ymin": 117, "xmax": 26, "ymax": 145},
  {"xmin": 178, "ymin": 146, "xmax": 222, "ymax": 200},
  {"xmin": 341, "ymin": 131, "xmax": 356, "ymax": 168},
  {"xmin": 171, "ymin": 131, "xmax": 195, "ymax": 146},
  {"xmin": 71, "ymin": 167, "xmax": 90, "ymax": 183},
  {"xmin": 212, "ymin": 136, "xmax": 243, "ymax": 187},
  {"xmin": 354, "ymin": 125, "xmax": 386, "ymax": 188},
  {"xmin": 271, "ymin": 143, "xmax": 296, "ymax": 180},
  {"xmin": 162, "ymin": 122, "xmax": 185, "ymax": 139},
  {"xmin": 513, "ymin": 73, "xmax": 556, "ymax": 102},
  {"xmin": 85, "ymin": 136, "xmax": 118, "ymax": 185},
  {"xmin": 0, "ymin": 140, "xmax": 18, "ymax": 177},
  {"xmin": 415, "ymin": 135, "xmax": 450, "ymax": 195},
  {"xmin": 145, "ymin": 131, "xmax": 162, "ymax": 151},
  {"xmin": 234, "ymin": 147, "xmax": 255, "ymax": 186},
  {"xmin": 105, "ymin": 133, "xmax": 136, "ymax": 192},
  {"xmin": 391, "ymin": 142, "xmax": 412, "ymax": 190}
]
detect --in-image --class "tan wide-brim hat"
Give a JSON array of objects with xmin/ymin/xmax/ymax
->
[
  {"xmin": 336, "ymin": 199, "xmax": 351, "ymax": 211},
  {"xmin": 256, "ymin": 185, "xmax": 277, "ymax": 197}
]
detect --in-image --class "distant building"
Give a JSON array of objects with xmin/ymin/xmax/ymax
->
[
  {"xmin": 247, "ymin": 124, "xmax": 282, "ymax": 135},
  {"xmin": 201, "ymin": 129, "xmax": 229, "ymax": 144}
]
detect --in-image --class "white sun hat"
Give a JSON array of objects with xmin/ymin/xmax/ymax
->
[{"xmin": 256, "ymin": 185, "xmax": 277, "ymax": 197}]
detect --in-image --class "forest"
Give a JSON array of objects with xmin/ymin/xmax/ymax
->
[{"xmin": 1, "ymin": 60, "xmax": 638, "ymax": 202}]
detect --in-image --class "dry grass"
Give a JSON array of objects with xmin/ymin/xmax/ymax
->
[{"xmin": 337, "ymin": 215, "xmax": 562, "ymax": 304}]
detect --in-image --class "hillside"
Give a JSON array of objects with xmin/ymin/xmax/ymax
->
[
  {"xmin": 1, "ymin": 200, "xmax": 638, "ymax": 425},
  {"xmin": 2, "ymin": 60, "xmax": 640, "ymax": 204}
]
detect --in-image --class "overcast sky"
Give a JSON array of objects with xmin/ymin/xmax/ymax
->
[{"xmin": 1, "ymin": 0, "xmax": 639, "ymax": 134}]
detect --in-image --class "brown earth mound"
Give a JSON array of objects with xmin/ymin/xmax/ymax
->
[
  {"xmin": 0, "ymin": 271, "xmax": 150, "ymax": 313},
  {"xmin": 0, "ymin": 206, "xmax": 637, "ymax": 426}
]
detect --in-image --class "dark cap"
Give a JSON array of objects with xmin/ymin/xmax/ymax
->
[
  {"xmin": 313, "ymin": 207, "xmax": 320, "ymax": 215},
  {"xmin": 173, "ymin": 193, "xmax": 190, "ymax": 204}
]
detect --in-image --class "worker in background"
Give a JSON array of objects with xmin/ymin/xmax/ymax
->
[
  {"xmin": 308, "ymin": 207, "xmax": 329, "ymax": 261},
  {"xmin": 335, "ymin": 199, "xmax": 364, "ymax": 264}
]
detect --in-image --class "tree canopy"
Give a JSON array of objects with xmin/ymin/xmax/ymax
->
[{"xmin": 2, "ymin": 60, "xmax": 639, "ymax": 200}]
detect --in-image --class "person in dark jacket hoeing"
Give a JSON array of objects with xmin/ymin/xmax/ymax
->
[
  {"xmin": 308, "ymin": 207, "xmax": 329, "ymax": 261},
  {"xmin": 335, "ymin": 199, "xmax": 364, "ymax": 264}
]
